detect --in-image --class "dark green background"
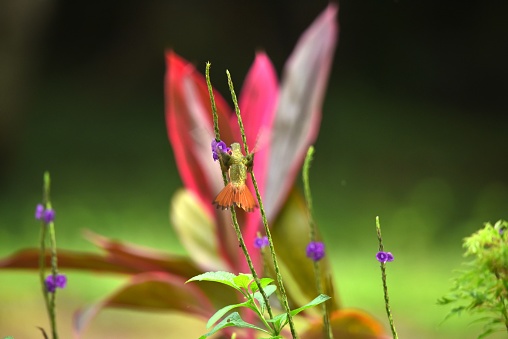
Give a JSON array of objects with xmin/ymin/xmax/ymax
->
[{"xmin": 1, "ymin": 1, "xmax": 507, "ymax": 338}]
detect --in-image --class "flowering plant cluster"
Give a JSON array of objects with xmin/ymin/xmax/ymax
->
[
  {"xmin": 438, "ymin": 220, "xmax": 508, "ymax": 338},
  {"xmin": 0, "ymin": 3, "xmax": 505, "ymax": 338},
  {"xmin": 0, "ymin": 5, "xmax": 389, "ymax": 339}
]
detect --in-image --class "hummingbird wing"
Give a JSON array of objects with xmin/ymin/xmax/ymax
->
[
  {"xmin": 244, "ymin": 153, "xmax": 254, "ymax": 173},
  {"xmin": 218, "ymin": 150, "xmax": 232, "ymax": 173}
]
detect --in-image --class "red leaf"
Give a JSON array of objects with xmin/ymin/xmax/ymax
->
[
  {"xmin": 0, "ymin": 248, "xmax": 138, "ymax": 274},
  {"xmin": 73, "ymin": 272, "xmax": 214, "ymax": 337},
  {"xmin": 165, "ymin": 50, "xmax": 235, "ymax": 216},
  {"xmin": 264, "ymin": 4, "xmax": 338, "ymax": 221},
  {"xmin": 0, "ymin": 231, "xmax": 202, "ymax": 279}
]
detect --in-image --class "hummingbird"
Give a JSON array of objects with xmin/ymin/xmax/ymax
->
[{"xmin": 213, "ymin": 142, "xmax": 258, "ymax": 212}]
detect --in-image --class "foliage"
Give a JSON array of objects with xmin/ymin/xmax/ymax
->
[
  {"xmin": 187, "ymin": 272, "xmax": 330, "ymax": 338},
  {"xmin": 438, "ymin": 220, "xmax": 508, "ymax": 338},
  {"xmin": 0, "ymin": 4, "xmax": 389, "ymax": 338}
]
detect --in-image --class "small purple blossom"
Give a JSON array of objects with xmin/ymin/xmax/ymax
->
[
  {"xmin": 45, "ymin": 274, "xmax": 67, "ymax": 293},
  {"xmin": 376, "ymin": 251, "xmax": 394, "ymax": 263},
  {"xmin": 254, "ymin": 236, "xmax": 269, "ymax": 249},
  {"xmin": 43, "ymin": 209, "xmax": 55, "ymax": 224},
  {"xmin": 35, "ymin": 205, "xmax": 55, "ymax": 224},
  {"xmin": 306, "ymin": 241, "xmax": 325, "ymax": 261},
  {"xmin": 211, "ymin": 139, "xmax": 230, "ymax": 161},
  {"xmin": 35, "ymin": 204, "xmax": 45, "ymax": 220}
]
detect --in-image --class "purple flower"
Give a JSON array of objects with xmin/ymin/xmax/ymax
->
[
  {"xmin": 43, "ymin": 209, "xmax": 55, "ymax": 224},
  {"xmin": 35, "ymin": 205, "xmax": 55, "ymax": 224},
  {"xmin": 35, "ymin": 204, "xmax": 45, "ymax": 220},
  {"xmin": 376, "ymin": 251, "xmax": 394, "ymax": 263},
  {"xmin": 211, "ymin": 139, "xmax": 230, "ymax": 161},
  {"xmin": 306, "ymin": 241, "xmax": 325, "ymax": 261},
  {"xmin": 45, "ymin": 274, "xmax": 67, "ymax": 293},
  {"xmin": 254, "ymin": 236, "xmax": 269, "ymax": 249}
]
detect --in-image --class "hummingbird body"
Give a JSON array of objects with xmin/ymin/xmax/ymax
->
[{"xmin": 213, "ymin": 143, "xmax": 258, "ymax": 212}]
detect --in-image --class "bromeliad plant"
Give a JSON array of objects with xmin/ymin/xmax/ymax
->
[
  {"xmin": 438, "ymin": 220, "xmax": 508, "ymax": 338},
  {"xmin": 0, "ymin": 4, "xmax": 387, "ymax": 338}
]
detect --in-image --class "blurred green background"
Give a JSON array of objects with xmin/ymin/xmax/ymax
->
[{"xmin": 1, "ymin": 1, "xmax": 507, "ymax": 338}]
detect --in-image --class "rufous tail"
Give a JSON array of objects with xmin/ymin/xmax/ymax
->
[{"xmin": 213, "ymin": 183, "xmax": 258, "ymax": 212}]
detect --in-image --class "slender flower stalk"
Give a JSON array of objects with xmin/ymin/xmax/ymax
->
[
  {"xmin": 375, "ymin": 216, "xmax": 398, "ymax": 339},
  {"xmin": 303, "ymin": 146, "xmax": 333, "ymax": 339},
  {"xmin": 206, "ymin": 63, "xmax": 274, "ymax": 322},
  {"xmin": 38, "ymin": 172, "xmax": 61, "ymax": 339},
  {"xmin": 226, "ymin": 69, "xmax": 297, "ymax": 338},
  {"xmin": 38, "ymin": 207, "xmax": 51, "ymax": 335}
]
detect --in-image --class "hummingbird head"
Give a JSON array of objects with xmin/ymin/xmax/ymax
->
[{"xmin": 230, "ymin": 142, "xmax": 241, "ymax": 153}]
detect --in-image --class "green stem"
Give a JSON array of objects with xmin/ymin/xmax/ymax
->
[
  {"xmin": 226, "ymin": 70, "xmax": 249, "ymax": 155},
  {"xmin": 495, "ymin": 272, "xmax": 508, "ymax": 332},
  {"xmin": 206, "ymin": 62, "xmax": 221, "ymax": 142},
  {"xmin": 48, "ymin": 219, "xmax": 58, "ymax": 339},
  {"xmin": 230, "ymin": 208, "xmax": 274, "ymax": 320},
  {"xmin": 303, "ymin": 147, "xmax": 333, "ymax": 339},
  {"xmin": 206, "ymin": 64, "xmax": 274, "ymax": 323},
  {"xmin": 227, "ymin": 70, "xmax": 297, "ymax": 338},
  {"xmin": 248, "ymin": 291, "xmax": 274, "ymax": 332},
  {"xmin": 39, "ymin": 216, "xmax": 51, "ymax": 331},
  {"xmin": 40, "ymin": 172, "xmax": 59, "ymax": 339},
  {"xmin": 376, "ymin": 216, "xmax": 398, "ymax": 339},
  {"xmin": 501, "ymin": 296, "xmax": 508, "ymax": 333}
]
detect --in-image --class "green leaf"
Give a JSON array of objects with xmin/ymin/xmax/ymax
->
[
  {"xmin": 199, "ymin": 312, "xmax": 269, "ymax": 339},
  {"xmin": 170, "ymin": 189, "xmax": 228, "ymax": 271},
  {"xmin": 206, "ymin": 300, "xmax": 253, "ymax": 329},
  {"xmin": 250, "ymin": 277, "xmax": 274, "ymax": 293},
  {"xmin": 268, "ymin": 294, "xmax": 331, "ymax": 330},
  {"xmin": 253, "ymin": 285, "xmax": 277, "ymax": 314},
  {"xmin": 233, "ymin": 274, "xmax": 253, "ymax": 290},
  {"xmin": 269, "ymin": 189, "xmax": 339, "ymax": 312},
  {"xmin": 187, "ymin": 271, "xmax": 241, "ymax": 291}
]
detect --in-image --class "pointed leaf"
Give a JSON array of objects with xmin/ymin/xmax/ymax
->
[
  {"xmin": 268, "ymin": 294, "xmax": 330, "ymax": 330},
  {"xmin": 187, "ymin": 271, "xmax": 240, "ymax": 292},
  {"xmin": 239, "ymin": 53, "xmax": 279, "ymax": 275},
  {"xmin": 265, "ymin": 4, "xmax": 338, "ymax": 220},
  {"xmin": 199, "ymin": 312, "xmax": 268, "ymax": 339},
  {"xmin": 239, "ymin": 52, "xmax": 278, "ymax": 216},
  {"xmin": 0, "ymin": 237, "xmax": 202, "ymax": 279},
  {"xmin": 268, "ymin": 188, "xmax": 340, "ymax": 311},
  {"xmin": 165, "ymin": 51, "xmax": 235, "ymax": 216},
  {"xmin": 165, "ymin": 51, "xmax": 242, "ymax": 272},
  {"xmin": 74, "ymin": 272, "xmax": 214, "ymax": 337},
  {"xmin": 206, "ymin": 300, "xmax": 253, "ymax": 329},
  {"xmin": 233, "ymin": 273, "xmax": 254, "ymax": 290},
  {"xmin": 170, "ymin": 189, "xmax": 228, "ymax": 271},
  {"xmin": 239, "ymin": 51, "xmax": 278, "ymax": 157},
  {"xmin": 250, "ymin": 277, "xmax": 275, "ymax": 293},
  {"xmin": 82, "ymin": 230, "xmax": 203, "ymax": 278},
  {"xmin": 0, "ymin": 248, "xmax": 138, "ymax": 274},
  {"xmin": 253, "ymin": 284, "xmax": 277, "ymax": 314}
]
